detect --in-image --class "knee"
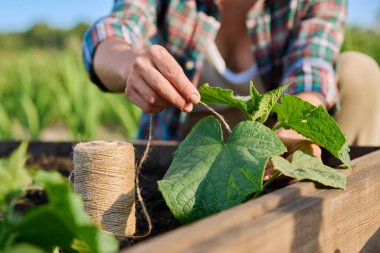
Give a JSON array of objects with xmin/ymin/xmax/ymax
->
[
  {"xmin": 338, "ymin": 51, "xmax": 379, "ymax": 72},
  {"xmin": 337, "ymin": 51, "xmax": 380, "ymax": 95}
]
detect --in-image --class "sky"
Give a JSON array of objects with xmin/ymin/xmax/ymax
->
[{"xmin": 0, "ymin": 0, "xmax": 378, "ymax": 33}]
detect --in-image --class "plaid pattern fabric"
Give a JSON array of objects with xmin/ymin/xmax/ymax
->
[{"xmin": 82, "ymin": 0, "xmax": 347, "ymax": 140}]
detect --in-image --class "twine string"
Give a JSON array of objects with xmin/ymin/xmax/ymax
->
[
  {"xmin": 111, "ymin": 113, "xmax": 153, "ymax": 239},
  {"xmin": 198, "ymin": 101, "xmax": 232, "ymax": 133},
  {"xmin": 133, "ymin": 113, "xmax": 153, "ymax": 238}
]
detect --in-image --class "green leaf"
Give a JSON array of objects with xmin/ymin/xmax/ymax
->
[
  {"xmin": 17, "ymin": 171, "xmax": 118, "ymax": 253},
  {"xmin": 250, "ymin": 82, "xmax": 291, "ymax": 123},
  {"xmin": 198, "ymin": 82, "xmax": 291, "ymax": 124},
  {"xmin": 246, "ymin": 82, "xmax": 261, "ymax": 114},
  {"xmin": 273, "ymin": 95, "xmax": 350, "ymax": 166},
  {"xmin": 198, "ymin": 84, "xmax": 249, "ymax": 118},
  {"xmin": 0, "ymin": 105, "xmax": 11, "ymax": 138},
  {"xmin": 0, "ymin": 142, "xmax": 31, "ymax": 206},
  {"xmin": 20, "ymin": 96, "xmax": 40, "ymax": 139},
  {"xmin": 6, "ymin": 243, "xmax": 47, "ymax": 253},
  {"xmin": 249, "ymin": 81, "xmax": 261, "ymax": 99},
  {"xmin": 272, "ymin": 151, "xmax": 347, "ymax": 189},
  {"xmin": 158, "ymin": 116, "xmax": 286, "ymax": 223}
]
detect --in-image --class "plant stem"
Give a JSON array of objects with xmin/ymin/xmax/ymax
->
[
  {"xmin": 243, "ymin": 111, "xmax": 252, "ymax": 121},
  {"xmin": 253, "ymin": 170, "xmax": 281, "ymax": 199}
]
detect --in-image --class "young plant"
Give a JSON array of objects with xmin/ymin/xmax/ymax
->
[
  {"xmin": 0, "ymin": 143, "xmax": 119, "ymax": 253},
  {"xmin": 158, "ymin": 82, "xmax": 349, "ymax": 223}
]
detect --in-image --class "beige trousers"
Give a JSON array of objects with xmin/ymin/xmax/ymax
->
[
  {"xmin": 183, "ymin": 51, "xmax": 380, "ymax": 146},
  {"xmin": 336, "ymin": 51, "xmax": 380, "ymax": 146}
]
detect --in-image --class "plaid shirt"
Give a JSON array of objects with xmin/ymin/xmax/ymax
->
[{"xmin": 83, "ymin": 0, "xmax": 347, "ymax": 140}]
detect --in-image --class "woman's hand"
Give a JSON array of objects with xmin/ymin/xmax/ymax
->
[
  {"xmin": 125, "ymin": 45, "xmax": 200, "ymax": 113},
  {"xmin": 264, "ymin": 128, "xmax": 322, "ymax": 180},
  {"xmin": 276, "ymin": 128, "xmax": 322, "ymax": 159},
  {"xmin": 94, "ymin": 39, "xmax": 200, "ymax": 113},
  {"xmin": 263, "ymin": 91, "xmax": 326, "ymax": 180}
]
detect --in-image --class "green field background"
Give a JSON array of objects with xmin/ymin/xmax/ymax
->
[{"xmin": 0, "ymin": 24, "xmax": 379, "ymax": 140}]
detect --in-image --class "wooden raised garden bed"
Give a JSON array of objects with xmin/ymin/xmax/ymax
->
[{"xmin": 1, "ymin": 141, "xmax": 379, "ymax": 252}]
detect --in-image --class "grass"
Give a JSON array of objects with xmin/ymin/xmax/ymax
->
[
  {"xmin": 0, "ymin": 27, "xmax": 379, "ymax": 141},
  {"xmin": 342, "ymin": 27, "xmax": 380, "ymax": 64},
  {"xmin": 0, "ymin": 37, "xmax": 141, "ymax": 140}
]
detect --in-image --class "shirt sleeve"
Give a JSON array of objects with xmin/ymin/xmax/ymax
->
[
  {"xmin": 82, "ymin": 0, "xmax": 159, "ymax": 90},
  {"xmin": 282, "ymin": 0, "xmax": 347, "ymax": 108}
]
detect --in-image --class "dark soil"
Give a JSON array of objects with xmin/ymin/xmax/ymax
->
[
  {"xmin": 27, "ymin": 154, "xmax": 73, "ymax": 177},
  {"xmin": 16, "ymin": 154, "xmax": 181, "ymax": 249}
]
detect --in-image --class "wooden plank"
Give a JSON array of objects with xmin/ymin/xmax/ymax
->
[{"xmin": 124, "ymin": 150, "xmax": 380, "ymax": 253}]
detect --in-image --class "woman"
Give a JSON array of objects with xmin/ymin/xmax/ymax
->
[{"xmin": 83, "ymin": 0, "xmax": 380, "ymax": 149}]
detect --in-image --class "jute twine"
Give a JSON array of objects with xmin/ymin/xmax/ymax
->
[
  {"xmin": 73, "ymin": 114, "xmax": 154, "ymax": 239},
  {"xmin": 199, "ymin": 101, "xmax": 232, "ymax": 133}
]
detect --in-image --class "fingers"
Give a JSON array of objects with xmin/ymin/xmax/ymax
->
[
  {"xmin": 276, "ymin": 128, "xmax": 322, "ymax": 159},
  {"xmin": 264, "ymin": 140, "xmax": 322, "ymax": 181},
  {"xmin": 263, "ymin": 167, "xmax": 274, "ymax": 181},
  {"xmin": 137, "ymin": 58, "xmax": 193, "ymax": 112},
  {"xmin": 148, "ymin": 45, "xmax": 200, "ymax": 104},
  {"xmin": 125, "ymin": 76, "xmax": 165, "ymax": 113},
  {"xmin": 286, "ymin": 140, "xmax": 322, "ymax": 160},
  {"xmin": 134, "ymin": 75, "xmax": 169, "ymax": 108},
  {"xmin": 129, "ymin": 89, "xmax": 165, "ymax": 113},
  {"xmin": 131, "ymin": 52, "xmax": 194, "ymax": 112},
  {"xmin": 126, "ymin": 45, "xmax": 199, "ymax": 113},
  {"xmin": 276, "ymin": 128, "xmax": 306, "ymax": 147}
]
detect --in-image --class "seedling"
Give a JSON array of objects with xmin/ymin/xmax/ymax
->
[{"xmin": 158, "ymin": 82, "xmax": 349, "ymax": 223}]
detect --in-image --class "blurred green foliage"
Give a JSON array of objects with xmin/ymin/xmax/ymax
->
[
  {"xmin": 0, "ymin": 23, "xmax": 89, "ymax": 50},
  {"xmin": 0, "ymin": 24, "xmax": 379, "ymax": 140},
  {"xmin": 0, "ymin": 24, "xmax": 141, "ymax": 140},
  {"xmin": 342, "ymin": 27, "xmax": 380, "ymax": 64}
]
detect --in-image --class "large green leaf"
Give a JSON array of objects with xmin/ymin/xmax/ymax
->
[
  {"xmin": 17, "ymin": 171, "xmax": 118, "ymax": 253},
  {"xmin": 158, "ymin": 116, "xmax": 286, "ymax": 223},
  {"xmin": 0, "ymin": 142, "xmax": 31, "ymax": 206},
  {"xmin": 273, "ymin": 95, "xmax": 350, "ymax": 166},
  {"xmin": 272, "ymin": 151, "xmax": 346, "ymax": 189},
  {"xmin": 250, "ymin": 82, "xmax": 291, "ymax": 123},
  {"xmin": 198, "ymin": 84, "xmax": 249, "ymax": 118}
]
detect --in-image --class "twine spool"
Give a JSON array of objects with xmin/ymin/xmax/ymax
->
[{"xmin": 73, "ymin": 141, "xmax": 136, "ymax": 237}]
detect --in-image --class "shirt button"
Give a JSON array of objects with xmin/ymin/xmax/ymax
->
[{"xmin": 185, "ymin": 60, "xmax": 195, "ymax": 70}]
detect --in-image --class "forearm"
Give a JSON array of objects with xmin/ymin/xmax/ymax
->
[
  {"xmin": 93, "ymin": 39, "xmax": 199, "ymax": 113},
  {"xmin": 93, "ymin": 38, "xmax": 143, "ymax": 92}
]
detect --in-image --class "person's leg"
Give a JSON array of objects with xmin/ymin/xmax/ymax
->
[{"xmin": 336, "ymin": 51, "xmax": 380, "ymax": 146}]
